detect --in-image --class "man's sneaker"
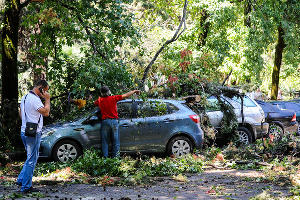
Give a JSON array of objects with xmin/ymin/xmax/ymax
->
[{"xmin": 22, "ymin": 187, "xmax": 40, "ymax": 193}]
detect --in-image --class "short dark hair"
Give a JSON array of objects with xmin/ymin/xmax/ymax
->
[
  {"xmin": 34, "ymin": 80, "xmax": 49, "ymax": 89},
  {"xmin": 100, "ymin": 86, "xmax": 111, "ymax": 97}
]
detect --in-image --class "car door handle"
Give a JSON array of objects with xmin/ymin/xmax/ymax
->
[
  {"xmin": 163, "ymin": 118, "xmax": 175, "ymax": 123},
  {"xmin": 121, "ymin": 124, "xmax": 129, "ymax": 127},
  {"xmin": 73, "ymin": 128, "xmax": 84, "ymax": 131}
]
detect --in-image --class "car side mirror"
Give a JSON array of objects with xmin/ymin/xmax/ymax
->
[{"xmin": 83, "ymin": 116, "xmax": 100, "ymax": 125}]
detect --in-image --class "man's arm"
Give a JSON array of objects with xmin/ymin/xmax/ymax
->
[
  {"xmin": 122, "ymin": 90, "xmax": 140, "ymax": 99},
  {"xmin": 38, "ymin": 92, "xmax": 51, "ymax": 117}
]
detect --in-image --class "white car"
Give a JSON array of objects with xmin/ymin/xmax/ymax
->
[{"xmin": 206, "ymin": 95, "xmax": 269, "ymax": 144}]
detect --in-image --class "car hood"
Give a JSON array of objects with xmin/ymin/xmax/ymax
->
[{"xmin": 42, "ymin": 120, "xmax": 82, "ymax": 133}]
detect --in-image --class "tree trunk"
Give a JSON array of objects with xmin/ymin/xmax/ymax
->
[
  {"xmin": 197, "ymin": 9, "xmax": 210, "ymax": 47},
  {"xmin": 271, "ymin": 26, "xmax": 286, "ymax": 100},
  {"xmin": 1, "ymin": 0, "xmax": 21, "ymax": 149},
  {"xmin": 244, "ymin": 0, "xmax": 251, "ymax": 27}
]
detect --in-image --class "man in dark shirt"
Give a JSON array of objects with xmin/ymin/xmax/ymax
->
[{"xmin": 94, "ymin": 86, "xmax": 140, "ymax": 158}]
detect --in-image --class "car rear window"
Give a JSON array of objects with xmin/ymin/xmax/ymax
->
[{"xmin": 166, "ymin": 103, "xmax": 179, "ymax": 114}]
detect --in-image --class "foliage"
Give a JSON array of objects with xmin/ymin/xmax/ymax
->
[
  {"xmin": 262, "ymin": 132, "xmax": 300, "ymax": 158},
  {"xmin": 34, "ymin": 149, "xmax": 204, "ymax": 185},
  {"xmin": 16, "ymin": 0, "xmax": 141, "ymax": 126},
  {"xmin": 34, "ymin": 161, "xmax": 69, "ymax": 176},
  {"xmin": 152, "ymin": 71, "xmax": 239, "ymax": 145},
  {"xmin": 136, "ymin": 0, "xmax": 300, "ymax": 97},
  {"xmin": 72, "ymin": 150, "xmax": 122, "ymax": 177},
  {"xmin": 223, "ymin": 132, "xmax": 300, "ymax": 164}
]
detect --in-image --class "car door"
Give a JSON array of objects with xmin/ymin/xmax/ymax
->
[
  {"xmin": 81, "ymin": 110, "xmax": 102, "ymax": 149},
  {"xmin": 130, "ymin": 100, "xmax": 174, "ymax": 151},
  {"xmin": 118, "ymin": 101, "xmax": 136, "ymax": 151}
]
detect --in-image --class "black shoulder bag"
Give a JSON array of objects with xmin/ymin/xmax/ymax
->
[{"xmin": 24, "ymin": 93, "xmax": 41, "ymax": 137}]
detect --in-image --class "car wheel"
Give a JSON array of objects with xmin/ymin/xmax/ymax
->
[
  {"xmin": 52, "ymin": 140, "xmax": 82, "ymax": 163},
  {"xmin": 167, "ymin": 136, "xmax": 193, "ymax": 157},
  {"xmin": 237, "ymin": 127, "xmax": 252, "ymax": 145},
  {"xmin": 268, "ymin": 123, "xmax": 283, "ymax": 141}
]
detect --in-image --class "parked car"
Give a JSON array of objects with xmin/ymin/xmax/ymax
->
[
  {"xmin": 269, "ymin": 100, "xmax": 300, "ymax": 134},
  {"xmin": 255, "ymin": 100, "xmax": 298, "ymax": 138},
  {"xmin": 40, "ymin": 99, "xmax": 204, "ymax": 162},
  {"xmin": 205, "ymin": 95, "xmax": 269, "ymax": 145}
]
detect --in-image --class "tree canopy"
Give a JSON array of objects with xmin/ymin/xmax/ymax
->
[{"xmin": 0, "ymin": 0, "xmax": 299, "ymax": 150}]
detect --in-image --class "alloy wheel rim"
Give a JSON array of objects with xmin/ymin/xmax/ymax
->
[
  {"xmin": 268, "ymin": 124, "xmax": 283, "ymax": 141},
  {"xmin": 172, "ymin": 139, "xmax": 191, "ymax": 156},
  {"xmin": 238, "ymin": 131, "xmax": 249, "ymax": 145},
  {"xmin": 57, "ymin": 144, "xmax": 77, "ymax": 162}
]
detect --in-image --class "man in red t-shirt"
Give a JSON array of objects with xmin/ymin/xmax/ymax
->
[{"xmin": 94, "ymin": 86, "xmax": 140, "ymax": 158}]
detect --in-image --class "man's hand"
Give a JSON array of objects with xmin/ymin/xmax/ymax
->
[
  {"xmin": 41, "ymin": 91, "xmax": 50, "ymax": 100},
  {"xmin": 133, "ymin": 90, "xmax": 141, "ymax": 95},
  {"xmin": 122, "ymin": 90, "xmax": 141, "ymax": 99},
  {"xmin": 38, "ymin": 91, "xmax": 51, "ymax": 117}
]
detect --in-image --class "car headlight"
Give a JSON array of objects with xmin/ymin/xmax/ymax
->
[{"xmin": 41, "ymin": 130, "xmax": 55, "ymax": 138}]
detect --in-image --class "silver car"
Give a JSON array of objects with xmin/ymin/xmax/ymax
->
[
  {"xmin": 206, "ymin": 95, "xmax": 269, "ymax": 144},
  {"xmin": 40, "ymin": 99, "xmax": 204, "ymax": 162}
]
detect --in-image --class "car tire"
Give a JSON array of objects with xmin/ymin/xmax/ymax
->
[
  {"xmin": 268, "ymin": 123, "xmax": 284, "ymax": 141},
  {"xmin": 167, "ymin": 136, "xmax": 193, "ymax": 157},
  {"xmin": 237, "ymin": 127, "xmax": 253, "ymax": 145},
  {"xmin": 52, "ymin": 140, "xmax": 82, "ymax": 163}
]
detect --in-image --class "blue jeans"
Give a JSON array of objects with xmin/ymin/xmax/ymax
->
[
  {"xmin": 17, "ymin": 131, "xmax": 41, "ymax": 192},
  {"xmin": 100, "ymin": 119, "xmax": 120, "ymax": 158}
]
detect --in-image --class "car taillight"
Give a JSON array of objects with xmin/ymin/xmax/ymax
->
[
  {"xmin": 189, "ymin": 115, "xmax": 200, "ymax": 123},
  {"xmin": 291, "ymin": 113, "xmax": 296, "ymax": 122}
]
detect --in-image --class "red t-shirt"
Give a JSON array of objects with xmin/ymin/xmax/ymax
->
[{"xmin": 94, "ymin": 95, "xmax": 123, "ymax": 120}]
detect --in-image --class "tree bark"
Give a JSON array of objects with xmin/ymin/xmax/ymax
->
[
  {"xmin": 244, "ymin": 0, "xmax": 251, "ymax": 27},
  {"xmin": 271, "ymin": 26, "xmax": 286, "ymax": 100},
  {"xmin": 1, "ymin": 0, "xmax": 21, "ymax": 148},
  {"xmin": 197, "ymin": 9, "xmax": 210, "ymax": 47}
]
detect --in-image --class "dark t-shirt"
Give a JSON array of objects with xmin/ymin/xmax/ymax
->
[{"xmin": 94, "ymin": 95, "xmax": 123, "ymax": 120}]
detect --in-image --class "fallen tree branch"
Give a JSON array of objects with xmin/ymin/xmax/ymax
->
[{"xmin": 140, "ymin": 0, "xmax": 188, "ymax": 88}]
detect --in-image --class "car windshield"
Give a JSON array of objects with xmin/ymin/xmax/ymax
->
[{"xmin": 229, "ymin": 95, "xmax": 257, "ymax": 107}]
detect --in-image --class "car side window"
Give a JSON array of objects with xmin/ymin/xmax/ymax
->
[
  {"xmin": 118, "ymin": 102, "xmax": 132, "ymax": 119},
  {"xmin": 206, "ymin": 96, "xmax": 221, "ymax": 111},
  {"xmin": 136, "ymin": 101, "xmax": 168, "ymax": 117},
  {"xmin": 82, "ymin": 109, "xmax": 101, "ymax": 124}
]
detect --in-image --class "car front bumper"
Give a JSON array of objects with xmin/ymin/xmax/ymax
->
[
  {"xmin": 285, "ymin": 121, "xmax": 299, "ymax": 134},
  {"xmin": 253, "ymin": 122, "xmax": 269, "ymax": 139}
]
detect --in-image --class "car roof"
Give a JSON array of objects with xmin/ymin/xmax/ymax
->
[{"xmin": 119, "ymin": 98, "xmax": 185, "ymax": 104}]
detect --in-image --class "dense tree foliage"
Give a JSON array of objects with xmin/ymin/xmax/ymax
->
[
  {"xmin": 0, "ymin": 0, "xmax": 299, "ymax": 150},
  {"xmin": 135, "ymin": 0, "xmax": 299, "ymax": 98},
  {"xmin": 1, "ymin": 0, "xmax": 139, "ymax": 150}
]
